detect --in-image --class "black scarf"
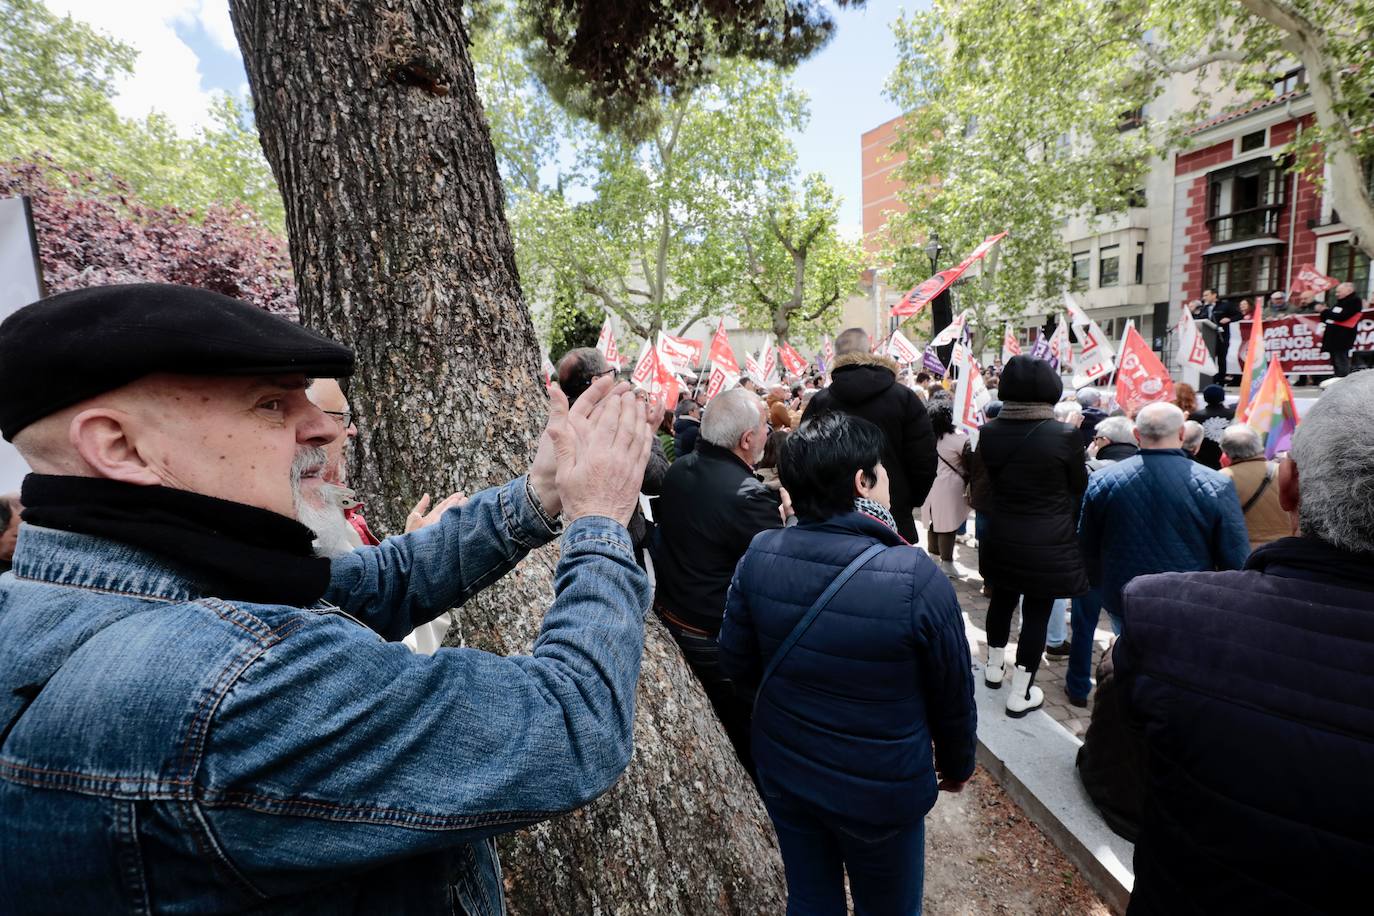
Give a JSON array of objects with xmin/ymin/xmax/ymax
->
[{"xmin": 21, "ymin": 474, "xmax": 332, "ymax": 606}]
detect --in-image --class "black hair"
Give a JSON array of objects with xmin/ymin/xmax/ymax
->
[
  {"xmin": 915, "ymin": 372, "xmax": 931, "ymax": 384},
  {"xmin": 929, "ymin": 404, "xmax": 956, "ymax": 438},
  {"xmin": 758, "ymin": 428, "xmax": 788, "ymax": 470},
  {"xmin": 0, "ymin": 499, "xmax": 10, "ymax": 531},
  {"xmin": 780, "ymin": 412, "xmax": 885, "ymax": 520}
]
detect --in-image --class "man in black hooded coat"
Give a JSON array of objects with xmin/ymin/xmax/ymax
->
[{"xmin": 801, "ymin": 328, "xmax": 937, "ymax": 542}]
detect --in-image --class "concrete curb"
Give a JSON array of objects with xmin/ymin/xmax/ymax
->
[{"xmin": 973, "ymin": 662, "xmax": 1135, "ymax": 914}]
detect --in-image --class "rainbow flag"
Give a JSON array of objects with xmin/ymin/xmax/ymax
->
[
  {"xmin": 1236, "ymin": 310, "xmax": 1267, "ymax": 419},
  {"xmin": 1241, "ymin": 357, "xmax": 1298, "ymax": 458}
]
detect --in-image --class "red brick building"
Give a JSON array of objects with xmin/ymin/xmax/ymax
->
[{"xmin": 1170, "ymin": 76, "xmax": 1370, "ymax": 308}]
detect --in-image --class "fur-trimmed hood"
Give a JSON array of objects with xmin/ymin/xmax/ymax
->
[{"xmin": 832, "ymin": 351, "xmax": 899, "ymax": 374}]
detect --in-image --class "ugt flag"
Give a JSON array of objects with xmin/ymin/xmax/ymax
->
[
  {"xmin": 887, "ymin": 328, "xmax": 923, "ymax": 365},
  {"xmin": 595, "ymin": 318, "xmax": 622, "ymax": 368},
  {"xmin": 778, "ymin": 341, "xmax": 810, "ymax": 376},
  {"xmin": 1001, "ymin": 324, "xmax": 1022, "ymax": 365},
  {"xmin": 1114, "ymin": 323, "xmax": 1175, "ymax": 416}
]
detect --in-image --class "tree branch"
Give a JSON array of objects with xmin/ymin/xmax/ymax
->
[
  {"xmin": 583, "ymin": 279, "xmax": 652, "ymax": 339},
  {"xmin": 1134, "ymin": 39, "xmax": 1246, "ymax": 73},
  {"xmin": 746, "ymin": 276, "xmax": 781, "ymax": 310},
  {"xmin": 801, "ymin": 284, "xmax": 842, "ymax": 322}
]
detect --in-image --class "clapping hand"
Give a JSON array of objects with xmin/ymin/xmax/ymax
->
[{"xmin": 548, "ymin": 378, "xmax": 653, "ymax": 526}]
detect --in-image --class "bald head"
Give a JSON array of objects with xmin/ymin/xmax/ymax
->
[
  {"xmin": 1135, "ymin": 402, "xmax": 1186, "ymax": 448},
  {"xmin": 1336, "ymin": 281, "xmax": 1356, "ymax": 298}
]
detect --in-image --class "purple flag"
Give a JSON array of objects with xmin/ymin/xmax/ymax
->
[
  {"xmin": 1030, "ymin": 329, "xmax": 1054, "ymax": 367},
  {"xmin": 922, "ymin": 344, "xmax": 947, "ymax": 377}
]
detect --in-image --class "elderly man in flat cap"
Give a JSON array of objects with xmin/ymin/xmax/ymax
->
[{"xmin": 0, "ymin": 283, "xmax": 654, "ymax": 913}]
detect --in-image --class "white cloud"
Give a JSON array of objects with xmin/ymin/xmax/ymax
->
[{"xmin": 43, "ymin": 0, "xmax": 231, "ymax": 134}]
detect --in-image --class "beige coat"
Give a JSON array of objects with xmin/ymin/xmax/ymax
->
[{"xmin": 1221, "ymin": 457, "xmax": 1292, "ymax": 551}]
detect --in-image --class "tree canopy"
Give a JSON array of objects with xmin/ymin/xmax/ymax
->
[
  {"xmin": 883, "ymin": 0, "xmax": 1374, "ymax": 333},
  {"xmin": 0, "ymin": 0, "xmax": 285, "ymax": 232}
]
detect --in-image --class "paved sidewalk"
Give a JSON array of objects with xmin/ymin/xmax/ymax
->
[{"xmin": 917, "ymin": 523, "xmax": 1115, "ymax": 738}]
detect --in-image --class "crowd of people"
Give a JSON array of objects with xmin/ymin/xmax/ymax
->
[{"xmin": 0, "ymin": 283, "xmax": 1370, "ymax": 915}]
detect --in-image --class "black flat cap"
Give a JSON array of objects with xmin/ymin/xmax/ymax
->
[{"xmin": 0, "ymin": 283, "xmax": 353, "ymax": 441}]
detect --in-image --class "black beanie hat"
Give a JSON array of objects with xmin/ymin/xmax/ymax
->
[
  {"xmin": 997, "ymin": 355, "xmax": 1063, "ymax": 405},
  {"xmin": 1203, "ymin": 384, "xmax": 1225, "ymax": 405},
  {"xmin": 0, "ymin": 283, "xmax": 354, "ymax": 441}
]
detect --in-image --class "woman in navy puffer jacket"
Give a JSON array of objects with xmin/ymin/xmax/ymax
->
[{"xmin": 718, "ymin": 413, "xmax": 977, "ymax": 915}]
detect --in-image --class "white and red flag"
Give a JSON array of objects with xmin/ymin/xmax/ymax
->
[
  {"xmin": 821, "ymin": 335, "xmax": 835, "ymax": 372},
  {"xmin": 657, "ymin": 334, "xmax": 702, "ymax": 375},
  {"xmin": 631, "ymin": 338, "xmax": 680, "ymax": 410},
  {"xmin": 595, "ymin": 318, "xmax": 622, "ymax": 368},
  {"xmin": 1293, "ymin": 263, "xmax": 1340, "ymax": 296},
  {"xmin": 1114, "ymin": 322, "xmax": 1175, "ymax": 416},
  {"xmin": 887, "ymin": 328, "xmax": 923, "ymax": 364},
  {"xmin": 951, "ymin": 341, "xmax": 990, "ymax": 441},
  {"xmin": 760, "ymin": 339, "xmax": 780, "ymax": 384},
  {"xmin": 745, "ymin": 350, "xmax": 764, "ymax": 380},
  {"xmin": 1001, "ymin": 323, "xmax": 1022, "ymax": 365},
  {"xmin": 1177, "ymin": 307, "xmax": 1218, "ymax": 377},
  {"xmin": 1065, "ymin": 292, "xmax": 1116, "ymax": 386},
  {"xmin": 929, "ymin": 311, "xmax": 969, "ymax": 348}
]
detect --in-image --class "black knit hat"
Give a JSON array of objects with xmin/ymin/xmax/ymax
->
[
  {"xmin": 0, "ymin": 283, "xmax": 353, "ymax": 441},
  {"xmin": 997, "ymin": 355, "xmax": 1063, "ymax": 405}
]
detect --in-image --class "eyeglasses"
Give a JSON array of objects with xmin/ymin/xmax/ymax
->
[{"xmin": 322, "ymin": 409, "xmax": 353, "ymax": 427}]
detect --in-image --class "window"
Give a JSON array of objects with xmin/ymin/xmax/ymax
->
[
  {"xmin": 1327, "ymin": 240, "xmax": 1371, "ymax": 298},
  {"xmin": 1239, "ymin": 130, "xmax": 1266, "ymax": 153},
  {"xmin": 1118, "ymin": 107, "xmax": 1145, "ymax": 132},
  {"xmin": 1071, "ymin": 250, "xmax": 1091, "ymax": 290},
  {"xmin": 1207, "ymin": 160, "xmax": 1285, "ymax": 243},
  {"xmin": 1099, "ymin": 245, "xmax": 1120, "ymax": 287},
  {"xmin": 1203, "ymin": 245, "xmax": 1282, "ymax": 299},
  {"xmin": 1135, "ymin": 242, "xmax": 1145, "ymax": 285},
  {"xmin": 1272, "ymin": 68, "xmax": 1307, "ymax": 96}
]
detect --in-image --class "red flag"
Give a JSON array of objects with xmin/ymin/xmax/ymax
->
[
  {"xmin": 708, "ymin": 320, "xmax": 740, "ymax": 374},
  {"xmin": 778, "ymin": 341, "xmax": 809, "ymax": 375},
  {"xmin": 892, "ymin": 232, "xmax": 1008, "ymax": 317},
  {"xmin": 1294, "ymin": 263, "xmax": 1340, "ymax": 296},
  {"xmin": 1114, "ymin": 324, "xmax": 1175, "ymax": 416}
]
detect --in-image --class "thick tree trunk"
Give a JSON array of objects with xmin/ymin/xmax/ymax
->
[{"xmin": 229, "ymin": 2, "xmax": 784, "ymax": 912}]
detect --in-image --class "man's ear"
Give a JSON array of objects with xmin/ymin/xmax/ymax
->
[
  {"xmin": 69, "ymin": 409, "xmax": 162, "ymax": 485},
  {"xmin": 1278, "ymin": 457, "xmax": 1300, "ymax": 516}
]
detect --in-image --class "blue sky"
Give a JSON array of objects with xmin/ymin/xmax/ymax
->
[{"xmin": 47, "ymin": 0, "xmax": 918, "ymax": 231}]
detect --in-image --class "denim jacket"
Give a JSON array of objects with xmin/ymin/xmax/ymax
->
[{"xmin": 0, "ymin": 477, "xmax": 650, "ymax": 914}]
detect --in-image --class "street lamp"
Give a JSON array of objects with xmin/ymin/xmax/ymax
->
[{"xmin": 924, "ymin": 233, "xmax": 943, "ymax": 273}]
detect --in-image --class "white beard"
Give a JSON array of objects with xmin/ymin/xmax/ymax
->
[{"xmin": 298, "ymin": 483, "xmax": 363, "ymax": 558}]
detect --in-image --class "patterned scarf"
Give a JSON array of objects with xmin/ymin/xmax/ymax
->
[{"xmin": 854, "ymin": 496, "xmax": 898, "ymax": 532}]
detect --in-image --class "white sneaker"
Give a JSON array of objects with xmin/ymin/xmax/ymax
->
[
  {"xmin": 985, "ymin": 646, "xmax": 1006, "ymax": 688},
  {"xmin": 939, "ymin": 559, "xmax": 957, "ymax": 577},
  {"xmin": 1005, "ymin": 665, "xmax": 1044, "ymax": 718}
]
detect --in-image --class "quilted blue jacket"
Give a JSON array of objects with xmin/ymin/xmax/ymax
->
[
  {"xmin": 717, "ymin": 512, "xmax": 976, "ymax": 829},
  {"xmin": 1078, "ymin": 449, "xmax": 1250, "ymax": 615}
]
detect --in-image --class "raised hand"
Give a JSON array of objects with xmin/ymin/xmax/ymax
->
[
  {"xmin": 549, "ymin": 384, "xmax": 652, "ymax": 526},
  {"xmin": 405, "ymin": 491, "xmax": 469, "ymax": 533}
]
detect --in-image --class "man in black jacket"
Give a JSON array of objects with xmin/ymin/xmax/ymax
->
[
  {"xmin": 1192, "ymin": 289, "xmax": 1240, "ymax": 385},
  {"xmin": 1318, "ymin": 281, "xmax": 1364, "ymax": 378},
  {"xmin": 1112, "ymin": 371, "xmax": 1374, "ymax": 915},
  {"xmin": 801, "ymin": 327, "xmax": 936, "ymax": 542},
  {"xmin": 672, "ymin": 398, "xmax": 702, "ymax": 457},
  {"xmin": 651, "ymin": 387, "xmax": 781, "ymax": 774}
]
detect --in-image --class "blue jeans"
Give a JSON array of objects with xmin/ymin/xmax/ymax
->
[
  {"xmin": 1067, "ymin": 587, "xmax": 1103, "ymax": 700},
  {"xmin": 1047, "ymin": 598, "xmax": 1068, "ymax": 647},
  {"xmin": 764, "ymin": 788, "xmax": 925, "ymax": 915}
]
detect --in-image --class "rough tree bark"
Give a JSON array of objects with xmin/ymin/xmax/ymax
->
[{"xmin": 229, "ymin": 2, "xmax": 784, "ymax": 912}]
